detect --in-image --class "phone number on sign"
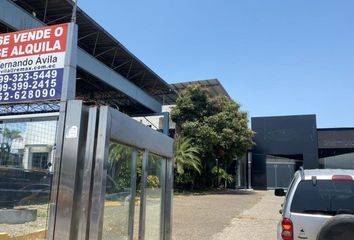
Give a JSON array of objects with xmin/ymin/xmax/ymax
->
[
  {"xmin": 0, "ymin": 69, "xmax": 61, "ymax": 102},
  {"xmin": 0, "ymin": 70, "xmax": 58, "ymax": 83},
  {"xmin": 0, "ymin": 88, "xmax": 57, "ymax": 101},
  {"xmin": 0, "ymin": 79, "xmax": 57, "ymax": 92}
]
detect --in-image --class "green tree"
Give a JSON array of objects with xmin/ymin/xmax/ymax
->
[
  {"xmin": 107, "ymin": 143, "xmax": 134, "ymax": 193},
  {"xmin": 174, "ymin": 136, "xmax": 201, "ymax": 189},
  {"xmin": 211, "ymin": 166, "xmax": 234, "ymax": 186},
  {"xmin": 174, "ymin": 136, "xmax": 201, "ymax": 175},
  {"xmin": 2, "ymin": 128, "xmax": 22, "ymax": 147},
  {"xmin": 0, "ymin": 128, "xmax": 22, "ymax": 166},
  {"xmin": 171, "ymin": 85, "xmax": 254, "ymax": 188}
]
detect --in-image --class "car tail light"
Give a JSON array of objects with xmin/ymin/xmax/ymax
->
[
  {"xmin": 281, "ymin": 218, "xmax": 293, "ymax": 240},
  {"xmin": 332, "ymin": 175, "xmax": 353, "ymax": 181}
]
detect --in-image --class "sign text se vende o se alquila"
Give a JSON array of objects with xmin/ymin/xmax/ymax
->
[{"xmin": 0, "ymin": 24, "xmax": 69, "ymax": 103}]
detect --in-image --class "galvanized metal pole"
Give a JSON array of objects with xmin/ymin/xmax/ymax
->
[
  {"xmin": 128, "ymin": 149, "xmax": 138, "ymax": 240},
  {"xmin": 71, "ymin": 0, "xmax": 77, "ymax": 23},
  {"xmin": 162, "ymin": 112, "xmax": 174, "ymax": 240},
  {"xmin": 138, "ymin": 150, "xmax": 149, "ymax": 240},
  {"xmin": 47, "ymin": 22, "xmax": 78, "ymax": 240}
]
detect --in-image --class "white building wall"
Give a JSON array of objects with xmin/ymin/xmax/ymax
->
[
  {"xmin": 133, "ymin": 105, "xmax": 176, "ymax": 130},
  {"xmin": 2, "ymin": 120, "xmax": 57, "ymax": 171}
]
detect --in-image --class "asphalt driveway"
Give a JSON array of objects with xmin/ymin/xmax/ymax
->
[{"xmin": 173, "ymin": 190, "xmax": 283, "ymax": 240}]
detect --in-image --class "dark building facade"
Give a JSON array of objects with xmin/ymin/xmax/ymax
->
[
  {"xmin": 318, "ymin": 128, "xmax": 354, "ymax": 169},
  {"xmin": 249, "ymin": 115, "xmax": 354, "ymax": 190}
]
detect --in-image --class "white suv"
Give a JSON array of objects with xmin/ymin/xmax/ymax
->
[{"xmin": 275, "ymin": 168, "xmax": 354, "ymax": 240}]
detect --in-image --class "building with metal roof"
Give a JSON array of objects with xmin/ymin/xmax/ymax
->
[
  {"xmin": 169, "ymin": 79, "xmax": 230, "ymax": 102},
  {"xmin": 0, "ymin": 0, "xmax": 176, "ymax": 115}
]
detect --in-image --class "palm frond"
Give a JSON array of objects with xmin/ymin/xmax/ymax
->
[{"xmin": 174, "ymin": 137, "xmax": 201, "ymax": 175}]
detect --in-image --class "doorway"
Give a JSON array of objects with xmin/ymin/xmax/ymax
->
[{"xmin": 266, "ymin": 155, "xmax": 303, "ymax": 189}]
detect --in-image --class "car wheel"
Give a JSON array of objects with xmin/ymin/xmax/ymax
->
[{"xmin": 317, "ymin": 214, "xmax": 354, "ymax": 240}]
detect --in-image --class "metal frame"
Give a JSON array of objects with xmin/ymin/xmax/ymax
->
[
  {"xmin": 88, "ymin": 106, "xmax": 173, "ymax": 240},
  {"xmin": 52, "ymin": 101, "xmax": 90, "ymax": 240},
  {"xmin": 138, "ymin": 150, "xmax": 149, "ymax": 240},
  {"xmin": 1, "ymin": 1, "xmax": 176, "ymax": 239},
  {"xmin": 0, "ymin": 112, "xmax": 59, "ymax": 121},
  {"xmin": 128, "ymin": 149, "xmax": 138, "ymax": 239},
  {"xmin": 0, "ymin": 102, "xmax": 174, "ymax": 240},
  {"xmin": 0, "ymin": 102, "xmax": 60, "ymax": 115},
  {"xmin": 87, "ymin": 106, "xmax": 111, "ymax": 240},
  {"xmin": 0, "ymin": 112, "xmax": 60, "ymax": 238},
  {"xmin": 77, "ymin": 107, "xmax": 98, "ymax": 240},
  {"xmin": 47, "ymin": 22, "xmax": 78, "ymax": 240},
  {"xmin": 0, "ymin": 101, "xmax": 86, "ymax": 240},
  {"xmin": 162, "ymin": 112, "xmax": 173, "ymax": 240}
]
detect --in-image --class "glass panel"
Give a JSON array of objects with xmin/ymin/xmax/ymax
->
[
  {"xmin": 266, "ymin": 163, "xmax": 276, "ymax": 189},
  {"xmin": 277, "ymin": 164, "xmax": 295, "ymax": 188},
  {"xmin": 102, "ymin": 142, "xmax": 135, "ymax": 240},
  {"xmin": 319, "ymin": 152, "xmax": 354, "ymax": 169},
  {"xmin": 291, "ymin": 180, "xmax": 354, "ymax": 215},
  {"xmin": 0, "ymin": 118, "xmax": 58, "ymax": 239},
  {"xmin": 266, "ymin": 155, "xmax": 303, "ymax": 189},
  {"xmin": 145, "ymin": 153, "xmax": 164, "ymax": 240}
]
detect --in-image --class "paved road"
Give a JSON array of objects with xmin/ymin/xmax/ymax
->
[
  {"xmin": 173, "ymin": 190, "xmax": 283, "ymax": 240},
  {"xmin": 212, "ymin": 191, "xmax": 283, "ymax": 240},
  {"xmin": 172, "ymin": 190, "xmax": 263, "ymax": 240}
]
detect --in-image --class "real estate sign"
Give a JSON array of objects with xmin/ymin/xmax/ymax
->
[{"xmin": 0, "ymin": 24, "xmax": 69, "ymax": 103}]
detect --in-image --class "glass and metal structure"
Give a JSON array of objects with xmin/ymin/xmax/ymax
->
[
  {"xmin": 0, "ymin": 102, "xmax": 174, "ymax": 240},
  {"xmin": 0, "ymin": 1, "xmax": 175, "ymax": 239},
  {"xmin": 0, "ymin": 113, "xmax": 59, "ymax": 238}
]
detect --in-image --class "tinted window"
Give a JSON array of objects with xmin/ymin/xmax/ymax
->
[{"xmin": 291, "ymin": 180, "xmax": 354, "ymax": 215}]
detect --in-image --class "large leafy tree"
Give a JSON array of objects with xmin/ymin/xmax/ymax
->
[{"xmin": 171, "ymin": 85, "xmax": 254, "ymax": 188}]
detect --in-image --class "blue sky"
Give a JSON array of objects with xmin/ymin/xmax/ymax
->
[{"xmin": 79, "ymin": 0, "xmax": 354, "ymax": 128}]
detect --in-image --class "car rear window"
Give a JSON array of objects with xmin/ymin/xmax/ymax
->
[{"xmin": 291, "ymin": 180, "xmax": 354, "ymax": 215}]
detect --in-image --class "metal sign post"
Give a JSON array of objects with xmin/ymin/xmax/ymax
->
[
  {"xmin": 71, "ymin": 0, "xmax": 78, "ymax": 23},
  {"xmin": 46, "ymin": 22, "xmax": 78, "ymax": 240}
]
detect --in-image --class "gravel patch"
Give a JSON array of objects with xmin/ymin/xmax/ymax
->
[
  {"xmin": 172, "ymin": 190, "xmax": 264, "ymax": 240},
  {"xmin": 212, "ymin": 191, "xmax": 283, "ymax": 240},
  {"xmin": 0, "ymin": 204, "xmax": 49, "ymax": 237}
]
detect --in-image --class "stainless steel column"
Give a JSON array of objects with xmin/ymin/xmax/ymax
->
[
  {"xmin": 128, "ymin": 149, "xmax": 138, "ymax": 240},
  {"xmin": 162, "ymin": 112, "xmax": 173, "ymax": 240},
  {"xmin": 77, "ymin": 107, "xmax": 98, "ymax": 240},
  {"xmin": 53, "ymin": 100, "xmax": 89, "ymax": 240},
  {"xmin": 48, "ymin": 22, "xmax": 78, "ymax": 240},
  {"xmin": 88, "ymin": 106, "xmax": 111, "ymax": 240},
  {"xmin": 138, "ymin": 150, "xmax": 149, "ymax": 240}
]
